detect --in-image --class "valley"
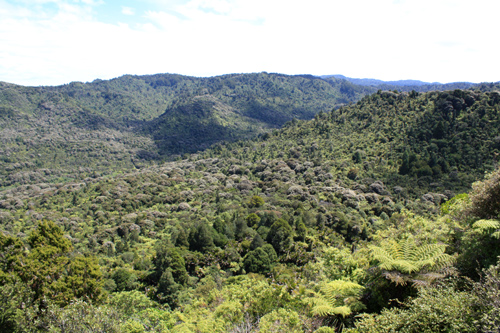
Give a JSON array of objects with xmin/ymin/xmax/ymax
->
[{"xmin": 0, "ymin": 73, "xmax": 499, "ymax": 332}]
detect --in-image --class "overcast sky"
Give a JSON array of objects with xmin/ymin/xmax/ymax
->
[{"xmin": 1, "ymin": 0, "xmax": 498, "ymax": 86}]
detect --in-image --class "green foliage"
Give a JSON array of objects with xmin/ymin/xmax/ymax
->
[
  {"xmin": 28, "ymin": 219, "xmax": 72, "ymax": 253},
  {"xmin": 314, "ymin": 328, "xmax": 336, "ymax": 333},
  {"xmin": 41, "ymin": 300, "xmax": 122, "ymax": 333},
  {"xmin": 0, "ymin": 72, "xmax": 371, "ymax": 188},
  {"xmin": 474, "ymin": 259, "xmax": 500, "ymax": 332},
  {"xmin": 109, "ymin": 291, "xmax": 158, "ymax": 317},
  {"xmin": 153, "ymin": 245, "xmax": 188, "ymax": 285},
  {"xmin": 243, "ymin": 244, "xmax": 278, "ymax": 274},
  {"xmin": 0, "ymin": 232, "xmax": 25, "ymax": 283},
  {"xmin": 370, "ymin": 237, "xmax": 455, "ymax": 286},
  {"xmin": 189, "ymin": 223, "xmax": 215, "ymax": 253},
  {"xmin": 1, "ymin": 221, "xmax": 104, "ymax": 310},
  {"xmin": 112, "ymin": 268, "xmax": 137, "ymax": 291},
  {"xmin": 0, "ymin": 278, "xmax": 33, "ymax": 332},
  {"xmin": 351, "ymin": 282, "xmax": 478, "ymax": 333},
  {"xmin": 472, "ymin": 219, "xmax": 500, "ymax": 238},
  {"xmin": 266, "ymin": 218, "xmax": 294, "ymax": 254},
  {"xmin": 213, "ymin": 301, "xmax": 243, "ymax": 325},
  {"xmin": 321, "ymin": 247, "xmax": 368, "ymax": 283},
  {"xmin": 248, "ymin": 195, "xmax": 265, "ymax": 208},
  {"xmin": 440, "ymin": 193, "xmax": 469, "ymax": 216},
  {"xmin": 246, "ymin": 213, "xmax": 261, "ymax": 228},
  {"xmin": 304, "ymin": 280, "xmax": 364, "ymax": 318},
  {"xmin": 156, "ymin": 268, "xmax": 181, "ymax": 307},
  {"xmin": 1, "ymin": 78, "xmax": 500, "ymax": 332},
  {"xmin": 258, "ymin": 308, "xmax": 302, "ymax": 333},
  {"xmin": 468, "ymin": 167, "xmax": 500, "ymax": 219}
]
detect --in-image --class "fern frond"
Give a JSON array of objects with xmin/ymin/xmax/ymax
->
[
  {"xmin": 428, "ymin": 253, "xmax": 455, "ymax": 270},
  {"xmin": 472, "ymin": 219, "xmax": 500, "ymax": 232},
  {"xmin": 320, "ymin": 280, "xmax": 363, "ymax": 306},
  {"xmin": 411, "ymin": 279, "xmax": 431, "ymax": 287},
  {"xmin": 371, "ymin": 238, "xmax": 454, "ymax": 286},
  {"xmin": 492, "ymin": 231, "xmax": 500, "ymax": 239},
  {"xmin": 401, "ymin": 238, "xmax": 418, "ymax": 261},
  {"xmin": 308, "ymin": 280, "xmax": 363, "ymax": 318},
  {"xmin": 311, "ymin": 304, "xmax": 336, "ymax": 317},
  {"xmin": 305, "ymin": 297, "xmax": 330, "ymax": 308},
  {"xmin": 329, "ymin": 305, "xmax": 352, "ymax": 317},
  {"xmin": 413, "ymin": 243, "xmax": 446, "ymax": 262},
  {"xmin": 323, "ymin": 280, "xmax": 364, "ymax": 294},
  {"xmin": 311, "ymin": 304, "xmax": 352, "ymax": 317}
]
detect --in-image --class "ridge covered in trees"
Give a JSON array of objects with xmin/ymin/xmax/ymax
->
[{"xmin": 0, "ymin": 72, "xmax": 374, "ymax": 189}]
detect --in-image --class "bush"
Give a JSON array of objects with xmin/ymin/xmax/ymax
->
[
  {"xmin": 352, "ymin": 282, "xmax": 478, "ymax": 333},
  {"xmin": 469, "ymin": 167, "xmax": 500, "ymax": 219},
  {"xmin": 258, "ymin": 308, "xmax": 302, "ymax": 333}
]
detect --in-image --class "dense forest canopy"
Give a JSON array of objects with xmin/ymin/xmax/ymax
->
[{"xmin": 1, "ymin": 73, "xmax": 500, "ymax": 332}]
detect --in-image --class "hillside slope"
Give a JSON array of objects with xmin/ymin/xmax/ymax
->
[{"xmin": 0, "ymin": 73, "xmax": 368, "ymax": 188}]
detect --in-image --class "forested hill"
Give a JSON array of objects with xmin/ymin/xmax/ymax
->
[
  {"xmin": 0, "ymin": 72, "xmax": 373, "ymax": 188},
  {"xmin": 322, "ymin": 74, "xmax": 479, "ymax": 92},
  {"xmin": 2, "ymin": 84, "xmax": 500, "ymax": 331},
  {"xmin": 202, "ymin": 88, "xmax": 500, "ymax": 196},
  {"xmin": 0, "ymin": 72, "xmax": 497, "ymax": 191}
]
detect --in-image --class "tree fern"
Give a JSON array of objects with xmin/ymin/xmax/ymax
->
[
  {"xmin": 472, "ymin": 219, "xmax": 500, "ymax": 239},
  {"xmin": 304, "ymin": 280, "xmax": 364, "ymax": 318},
  {"xmin": 370, "ymin": 237, "xmax": 455, "ymax": 286}
]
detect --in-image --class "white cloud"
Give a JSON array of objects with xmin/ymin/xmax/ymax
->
[
  {"xmin": 0, "ymin": 0, "xmax": 499, "ymax": 86},
  {"xmin": 122, "ymin": 6, "xmax": 135, "ymax": 16}
]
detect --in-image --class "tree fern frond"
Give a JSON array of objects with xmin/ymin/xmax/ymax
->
[
  {"xmin": 321, "ymin": 280, "xmax": 363, "ymax": 304},
  {"xmin": 323, "ymin": 280, "xmax": 364, "ymax": 294},
  {"xmin": 329, "ymin": 305, "xmax": 352, "ymax": 317},
  {"xmin": 311, "ymin": 304, "xmax": 352, "ymax": 317},
  {"xmin": 472, "ymin": 219, "xmax": 500, "ymax": 232},
  {"xmin": 411, "ymin": 279, "xmax": 431, "ymax": 287},
  {"xmin": 307, "ymin": 279, "xmax": 363, "ymax": 318},
  {"xmin": 371, "ymin": 238, "xmax": 454, "ymax": 286},
  {"xmin": 428, "ymin": 253, "xmax": 455, "ymax": 269},
  {"xmin": 413, "ymin": 243, "xmax": 446, "ymax": 262},
  {"xmin": 401, "ymin": 238, "xmax": 418, "ymax": 261},
  {"xmin": 305, "ymin": 297, "xmax": 330, "ymax": 308},
  {"xmin": 492, "ymin": 231, "xmax": 500, "ymax": 239},
  {"xmin": 390, "ymin": 259, "xmax": 420, "ymax": 274},
  {"xmin": 311, "ymin": 304, "xmax": 337, "ymax": 317}
]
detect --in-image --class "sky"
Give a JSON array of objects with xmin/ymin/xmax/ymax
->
[{"xmin": 0, "ymin": 0, "xmax": 499, "ymax": 86}]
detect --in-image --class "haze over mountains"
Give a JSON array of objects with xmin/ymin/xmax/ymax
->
[{"xmin": 323, "ymin": 74, "xmax": 481, "ymax": 91}]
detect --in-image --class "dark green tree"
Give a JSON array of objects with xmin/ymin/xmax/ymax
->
[
  {"xmin": 399, "ymin": 150, "xmax": 410, "ymax": 175},
  {"xmin": 156, "ymin": 268, "xmax": 181, "ymax": 308},
  {"xmin": 189, "ymin": 224, "xmax": 215, "ymax": 253},
  {"xmin": 266, "ymin": 218, "xmax": 293, "ymax": 254},
  {"xmin": 250, "ymin": 234, "xmax": 265, "ymax": 250},
  {"xmin": 112, "ymin": 268, "xmax": 136, "ymax": 292},
  {"xmin": 175, "ymin": 228, "xmax": 189, "ymax": 248},
  {"xmin": 243, "ymin": 244, "xmax": 277, "ymax": 274},
  {"xmin": 296, "ymin": 222, "xmax": 307, "ymax": 242},
  {"xmin": 153, "ymin": 245, "xmax": 188, "ymax": 285},
  {"xmin": 1, "ymin": 221, "xmax": 103, "ymax": 312}
]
